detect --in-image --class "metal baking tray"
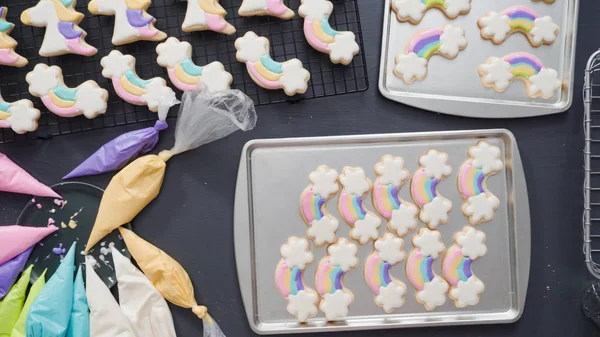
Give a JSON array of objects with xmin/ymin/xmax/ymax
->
[
  {"xmin": 234, "ymin": 129, "xmax": 530, "ymax": 334},
  {"xmin": 378, "ymin": 0, "xmax": 579, "ymax": 118}
]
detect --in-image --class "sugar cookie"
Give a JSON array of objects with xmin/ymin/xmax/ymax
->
[
  {"xmin": 0, "ymin": 7, "xmax": 27, "ymax": 67},
  {"xmin": 88, "ymin": 0, "xmax": 167, "ymax": 46},
  {"xmin": 478, "ymin": 52, "xmax": 561, "ymax": 99},
  {"xmin": 239, "ymin": 0, "xmax": 294, "ymax": 19},
  {"xmin": 235, "ymin": 31, "xmax": 311, "ymax": 96},
  {"xmin": 391, "ymin": 0, "xmax": 471, "ymax": 24},
  {"xmin": 101, "ymin": 50, "xmax": 175, "ymax": 112},
  {"xmin": 410, "ymin": 149, "xmax": 452, "ymax": 229},
  {"xmin": 183, "ymin": 0, "xmax": 236, "ymax": 34},
  {"xmin": 477, "ymin": 6, "xmax": 559, "ymax": 47},
  {"xmin": 458, "ymin": 141, "xmax": 503, "ymax": 225},
  {"xmin": 364, "ymin": 233, "xmax": 407, "ymax": 313},
  {"xmin": 21, "ymin": 0, "xmax": 97, "ymax": 57},
  {"xmin": 394, "ymin": 25, "xmax": 467, "ymax": 84},
  {"xmin": 26, "ymin": 64, "xmax": 108, "ymax": 119},
  {"xmin": 406, "ymin": 228, "xmax": 449, "ymax": 311},
  {"xmin": 338, "ymin": 167, "xmax": 382, "ymax": 245},
  {"xmin": 156, "ymin": 37, "xmax": 233, "ymax": 92},
  {"xmin": 298, "ymin": 0, "xmax": 360, "ymax": 65},
  {"xmin": 275, "ymin": 237, "xmax": 319, "ymax": 322},
  {"xmin": 533, "ymin": 0, "xmax": 555, "ymax": 3},
  {"xmin": 372, "ymin": 155, "xmax": 418, "ymax": 237},
  {"xmin": 315, "ymin": 238, "xmax": 358, "ymax": 320},
  {"xmin": 442, "ymin": 227, "xmax": 486, "ymax": 308},
  {"xmin": 0, "ymin": 93, "xmax": 40, "ymax": 134},
  {"xmin": 299, "ymin": 165, "xmax": 340, "ymax": 247}
]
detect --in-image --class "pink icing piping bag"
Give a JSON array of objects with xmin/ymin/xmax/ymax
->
[
  {"xmin": 0, "ymin": 153, "xmax": 61, "ymax": 198},
  {"xmin": 0, "ymin": 225, "xmax": 58, "ymax": 265}
]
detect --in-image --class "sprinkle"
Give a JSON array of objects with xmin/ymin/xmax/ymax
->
[
  {"xmin": 36, "ymin": 204, "xmax": 42, "ymax": 209},
  {"xmin": 86, "ymin": 255, "xmax": 100, "ymax": 269},
  {"xmin": 101, "ymin": 242, "xmax": 106, "ymax": 247},
  {"xmin": 61, "ymin": 221, "xmax": 67, "ymax": 229},
  {"xmin": 52, "ymin": 243, "xmax": 66, "ymax": 255},
  {"xmin": 47, "ymin": 218, "xmax": 55, "ymax": 226},
  {"xmin": 68, "ymin": 220, "xmax": 78, "ymax": 229},
  {"xmin": 108, "ymin": 276, "xmax": 114, "ymax": 283},
  {"xmin": 80, "ymin": 250, "xmax": 85, "ymax": 256},
  {"xmin": 49, "ymin": 208, "xmax": 56, "ymax": 213},
  {"xmin": 70, "ymin": 207, "xmax": 83, "ymax": 220},
  {"xmin": 39, "ymin": 242, "xmax": 44, "ymax": 247},
  {"xmin": 54, "ymin": 199, "xmax": 63, "ymax": 207},
  {"xmin": 31, "ymin": 198, "xmax": 36, "ymax": 203}
]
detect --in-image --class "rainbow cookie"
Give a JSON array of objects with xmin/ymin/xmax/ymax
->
[
  {"xmin": 183, "ymin": 0, "xmax": 236, "ymax": 34},
  {"xmin": 0, "ymin": 93, "xmax": 40, "ymax": 134},
  {"xmin": 391, "ymin": 0, "xmax": 472, "ymax": 24},
  {"xmin": 26, "ymin": 64, "xmax": 108, "ymax": 119},
  {"xmin": 275, "ymin": 237, "xmax": 319, "ymax": 322},
  {"xmin": 239, "ymin": 0, "xmax": 294, "ymax": 19},
  {"xmin": 156, "ymin": 37, "xmax": 233, "ymax": 93},
  {"xmin": 101, "ymin": 50, "xmax": 175, "ymax": 112},
  {"xmin": 478, "ymin": 6, "xmax": 559, "ymax": 47},
  {"xmin": 458, "ymin": 141, "xmax": 504, "ymax": 225},
  {"xmin": 315, "ymin": 238, "xmax": 358, "ymax": 320},
  {"xmin": 406, "ymin": 228, "xmax": 449, "ymax": 311},
  {"xmin": 0, "ymin": 7, "xmax": 27, "ymax": 67},
  {"xmin": 338, "ymin": 167, "xmax": 382, "ymax": 245},
  {"xmin": 88, "ymin": 0, "xmax": 167, "ymax": 45},
  {"xmin": 299, "ymin": 165, "xmax": 340, "ymax": 247},
  {"xmin": 478, "ymin": 52, "xmax": 562, "ymax": 99},
  {"xmin": 442, "ymin": 227, "xmax": 486, "ymax": 308},
  {"xmin": 364, "ymin": 233, "xmax": 407, "ymax": 313},
  {"xmin": 21, "ymin": 0, "xmax": 97, "ymax": 57},
  {"xmin": 298, "ymin": 0, "xmax": 360, "ymax": 65},
  {"xmin": 372, "ymin": 155, "xmax": 418, "ymax": 237},
  {"xmin": 235, "ymin": 31, "xmax": 311, "ymax": 96},
  {"xmin": 410, "ymin": 149, "xmax": 452, "ymax": 229},
  {"xmin": 394, "ymin": 25, "xmax": 467, "ymax": 84}
]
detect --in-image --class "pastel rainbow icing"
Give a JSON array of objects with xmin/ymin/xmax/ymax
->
[
  {"xmin": 421, "ymin": 0, "xmax": 446, "ymax": 6},
  {"xmin": 167, "ymin": 58, "xmax": 203, "ymax": 91},
  {"xmin": 303, "ymin": 16, "xmax": 339, "ymax": 53},
  {"xmin": 0, "ymin": 7, "xmax": 26, "ymax": 67},
  {"xmin": 406, "ymin": 250, "xmax": 434, "ymax": 291},
  {"xmin": 315, "ymin": 257, "xmax": 345, "ymax": 295},
  {"xmin": 300, "ymin": 187, "xmax": 325, "ymax": 223},
  {"xmin": 405, "ymin": 29, "xmax": 442, "ymax": 60},
  {"xmin": 442, "ymin": 245, "xmax": 472, "ymax": 286},
  {"xmin": 504, "ymin": 5, "xmax": 539, "ymax": 32},
  {"xmin": 338, "ymin": 191, "xmax": 366, "ymax": 225},
  {"xmin": 458, "ymin": 160, "xmax": 486, "ymax": 199},
  {"xmin": 503, "ymin": 52, "xmax": 542, "ymax": 79},
  {"xmin": 114, "ymin": 69, "xmax": 150, "ymax": 105},
  {"xmin": 246, "ymin": 54, "xmax": 285, "ymax": 89},
  {"xmin": 275, "ymin": 260, "xmax": 305, "ymax": 298},
  {"xmin": 42, "ymin": 84, "xmax": 80, "ymax": 117},
  {"xmin": 125, "ymin": 7, "xmax": 159, "ymax": 38},
  {"xmin": 410, "ymin": 168, "xmax": 437, "ymax": 208},
  {"xmin": 364, "ymin": 253, "xmax": 392, "ymax": 293},
  {"xmin": 372, "ymin": 183, "xmax": 402, "ymax": 219}
]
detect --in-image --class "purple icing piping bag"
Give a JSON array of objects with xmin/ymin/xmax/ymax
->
[
  {"xmin": 63, "ymin": 120, "xmax": 168, "ymax": 179},
  {"xmin": 0, "ymin": 246, "xmax": 33, "ymax": 299}
]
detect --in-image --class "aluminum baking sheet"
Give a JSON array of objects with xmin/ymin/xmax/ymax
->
[
  {"xmin": 378, "ymin": 0, "xmax": 579, "ymax": 118},
  {"xmin": 234, "ymin": 129, "xmax": 530, "ymax": 334}
]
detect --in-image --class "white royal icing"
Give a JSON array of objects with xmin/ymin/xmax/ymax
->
[
  {"xmin": 469, "ymin": 141, "xmax": 503, "ymax": 175},
  {"xmin": 351, "ymin": 213, "xmax": 382, "ymax": 245},
  {"xmin": 421, "ymin": 197, "xmax": 452, "ymax": 229},
  {"xmin": 375, "ymin": 155, "xmax": 409, "ymax": 187},
  {"xmin": 239, "ymin": 0, "xmax": 268, "ymax": 13},
  {"xmin": 309, "ymin": 166, "xmax": 339, "ymax": 198},
  {"xmin": 413, "ymin": 228, "xmax": 445, "ymax": 259},
  {"xmin": 328, "ymin": 32, "xmax": 360, "ymax": 64},
  {"xmin": 328, "ymin": 238, "xmax": 358, "ymax": 272},
  {"xmin": 25, "ymin": 63, "xmax": 59, "ymax": 96},
  {"xmin": 200, "ymin": 62, "xmax": 233, "ymax": 92},
  {"xmin": 450, "ymin": 276, "xmax": 484, "ymax": 308},
  {"xmin": 528, "ymin": 68, "xmax": 561, "ymax": 99},
  {"xmin": 419, "ymin": 149, "xmax": 452, "ymax": 180},
  {"xmin": 320, "ymin": 289, "xmax": 353, "ymax": 320},
  {"xmin": 464, "ymin": 194, "xmax": 499, "ymax": 225},
  {"xmin": 156, "ymin": 37, "xmax": 191, "ymax": 69},
  {"xmin": 279, "ymin": 59, "xmax": 311, "ymax": 96},
  {"xmin": 392, "ymin": 0, "xmax": 426, "ymax": 22},
  {"xmin": 92, "ymin": 0, "xmax": 160, "ymax": 45},
  {"xmin": 530, "ymin": 16, "xmax": 559, "ymax": 45},
  {"xmin": 479, "ymin": 12, "xmax": 511, "ymax": 43},
  {"xmin": 182, "ymin": 0, "xmax": 210, "ymax": 30},
  {"xmin": 478, "ymin": 57, "xmax": 514, "ymax": 91},
  {"xmin": 281, "ymin": 237, "xmax": 314, "ymax": 269},
  {"xmin": 340, "ymin": 167, "xmax": 371, "ymax": 196},
  {"xmin": 298, "ymin": 0, "xmax": 333, "ymax": 21},
  {"xmin": 235, "ymin": 31, "xmax": 269, "ymax": 63},
  {"xmin": 439, "ymin": 25, "xmax": 467, "ymax": 58},
  {"xmin": 374, "ymin": 234, "xmax": 405, "ymax": 265},
  {"xmin": 307, "ymin": 216, "xmax": 339, "ymax": 246},
  {"xmin": 25, "ymin": 0, "xmax": 70, "ymax": 55},
  {"xmin": 456, "ymin": 227, "xmax": 487, "ymax": 260},
  {"xmin": 287, "ymin": 290, "xmax": 319, "ymax": 322},
  {"xmin": 389, "ymin": 203, "xmax": 419, "ymax": 237},
  {"xmin": 416, "ymin": 277, "xmax": 449, "ymax": 310},
  {"xmin": 74, "ymin": 82, "xmax": 108, "ymax": 119},
  {"xmin": 394, "ymin": 52, "xmax": 428, "ymax": 83},
  {"xmin": 375, "ymin": 282, "xmax": 406, "ymax": 312},
  {"xmin": 4, "ymin": 100, "xmax": 39, "ymax": 134},
  {"xmin": 444, "ymin": 0, "xmax": 471, "ymax": 17},
  {"xmin": 101, "ymin": 50, "xmax": 135, "ymax": 78},
  {"xmin": 141, "ymin": 78, "xmax": 176, "ymax": 112}
]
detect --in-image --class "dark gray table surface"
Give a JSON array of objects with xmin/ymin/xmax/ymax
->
[{"xmin": 0, "ymin": 0, "xmax": 597, "ymax": 336}]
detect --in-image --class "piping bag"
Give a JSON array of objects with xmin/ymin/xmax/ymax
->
[
  {"xmin": 10, "ymin": 269, "xmax": 46, "ymax": 337},
  {"xmin": 66, "ymin": 266, "xmax": 90, "ymax": 337},
  {"xmin": 0, "ymin": 247, "xmax": 33, "ymax": 299},
  {"xmin": 0, "ymin": 153, "xmax": 61, "ymax": 198},
  {"xmin": 0, "ymin": 225, "xmax": 58, "ymax": 265},
  {"xmin": 0, "ymin": 265, "xmax": 32, "ymax": 335},
  {"xmin": 85, "ymin": 89, "xmax": 257, "ymax": 252}
]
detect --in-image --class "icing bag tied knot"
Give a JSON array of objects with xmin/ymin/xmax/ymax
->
[
  {"xmin": 192, "ymin": 305, "xmax": 208, "ymax": 319},
  {"xmin": 158, "ymin": 150, "xmax": 173, "ymax": 162},
  {"xmin": 154, "ymin": 120, "xmax": 168, "ymax": 131}
]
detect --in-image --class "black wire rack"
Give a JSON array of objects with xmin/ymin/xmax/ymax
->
[{"xmin": 0, "ymin": 0, "xmax": 368, "ymax": 144}]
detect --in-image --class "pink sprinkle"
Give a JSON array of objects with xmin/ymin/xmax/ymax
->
[
  {"xmin": 48, "ymin": 218, "xmax": 55, "ymax": 226},
  {"xmin": 31, "ymin": 198, "xmax": 36, "ymax": 203},
  {"xmin": 36, "ymin": 204, "xmax": 42, "ymax": 209},
  {"xmin": 54, "ymin": 199, "xmax": 63, "ymax": 207}
]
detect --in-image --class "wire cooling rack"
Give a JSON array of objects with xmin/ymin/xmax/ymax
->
[{"xmin": 0, "ymin": 0, "xmax": 368, "ymax": 144}]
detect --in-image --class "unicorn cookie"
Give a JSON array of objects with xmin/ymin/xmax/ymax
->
[
  {"xmin": 88, "ymin": 0, "xmax": 167, "ymax": 45},
  {"xmin": 239, "ymin": 0, "xmax": 294, "ymax": 19},
  {"xmin": 477, "ymin": 6, "xmax": 559, "ymax": 47},
  {"xmin": 372, "ymin": 155, "xmax": 418, "ymax": 237},
  {"xmin": 21, "ymin": 0, "xmax": 97, "ymax": 57},
  {"xmin": 410, "ymin": 149, "xmax": 452, "ymax": 229},
  {"xmin": 458, "ymin": 141, "xmax": 504, "ymax": 225},
  {"xmin": 315, "ymin": 238, "xmax": 358, "ymax": 320},
  {"xmin": 26, "ymin": 64, "xmax": 108, "ymax": 119},
  {"xmin": 339, "ymin": 167, "xmax": 382, "ymax": 245},
  {"xmin": 298, "ymin": 0, "xmax": 360, "ymax": 65},
  {"xmin": 275, "ymin": 237, "xmax": 319, "ymax": 322},
  {"xmin": 406, "ymin": 228, "xmax": 449, "ymax": 311},
  {"xmin": 442, "ymin": 227, "xmax": 486, "ymax": 308},
  {"xmin": 235, "ymin": 31, "xmax": 311, "ymax": 96},
  {"xmin": 364, "ymin": 234, "xmax": 407, "ymax": 313},
  {"xmin": 0, "ymin": 7, "xmax": 27, "ymax": 67},
  {"xmin": 183, "ymin": 0, "xmax": 236, "ymax": 34},
  {"xmin": 101, "ymin": 50, "xmax": 175, "ymax": 112},
  {"xmin": 394, "ymin": 25, "xmax": 467, "ymax": 84},
  {"xmin": 0, "ymin": 93, "xmax": 40, "ymax": 134},
  {"xmin": 478, "ymin": 52, "xmax": 562, "ymax": 99},
  {"xmin": 156, "ymin": 37, "xmax": 233, "ymax": 92},
  {"xmin": 299, "ymin": 165, "xmax": 340, "ymax": 247},
  {"xmin": 391, "ymin": 0, "xmax": 472, "ymax": 24}
]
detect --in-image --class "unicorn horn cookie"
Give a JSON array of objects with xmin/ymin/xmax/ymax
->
[
  {"xmin": 394, "ymin": 25, "xmax": 467, "ymax": 84},
  {"xmin": 239, "ymin": 0, "xmax": 294, "ymax": 19},
  {"xmin": 156, "ymin": 37, "xmax": 233, "ymax": 92},
  {"xmin": 391, "ymin": 0, "xmax": 472, "ymax": 24},
  {"xmin": 298, "ymin": 0, "xmax": 360, "ymax": 65},
  {"xmin": 21, "ymin": 0, "xmax": 97, "ymax": 57},
  {"xmin": 235, "ymin": 31, "xmax": 311, "ymax": 96},
  {"xmin": 275, "ymin": 237, "xmax": 319, "ymax": 322},
  {"xmin": 26, "ymin": 64, "xmax": 108, "ymax": 119},
  {"xmin": 0, "ymin": 93, "xmax": 40, "ymax": 134},
  {"xmin": 88, "ymin": 0, "xmax": 167, "ymax": 45},
  {"xmin": 478, "ymin": 52, "xmax": 562, "ymax": 99},
  {"xmin": 0, "ymin": 7, "xmax": 27, "ymax": 67},
  {"xmin": 442, "ymin": 227, "xmax": 486, "ymax": 308},
  {"xmin": 182, "ymin": 0, "xmax": 236, "ymax": 34}
]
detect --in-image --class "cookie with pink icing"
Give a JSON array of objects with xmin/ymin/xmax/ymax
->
[
  {"xmin": 410, "ymin": 149, "xmax": 452, "ymax": 229},
  {"xmin": 235, "ymin": 31, "xmax": 311, "ymax": 96},
  {"xmin": 338, "ymin": 167, "xmax": 382, "ymax": 245},
  {"xmin": 0, "ymin": 7, "xmax": 27, "ymax": 67},
  {"xmin": 0, "ymin": 92, "xmax": 40, "ymax": 134},
  {"xmin": 406, "ymin": 228, "xmax": 449, "ymax": 311},
  {"xmin": 299, "ymin": 165, "xmax": 340, "ymax": 247},
  {"xmin": 183, "ymin": 0, "xmax": 236, "ymax": 34},
  {"xmin": 458, "ymin": 141, "xmax": 503, "ymax": 225},
  {"xmin": 298, "ymin": 0, "xmax": 360, "ymax": 65},
  {"xmin": 442, "ymin": 226, "xmax": 486, "ymax": 308},
  {"xmin": 275, "ymin": 237, "xmax": 319, "ymax": 322},
  {"xmin": 391, "ymin": 0, "xmax": 472, "ymax": 24},
  {"xmin": 21, "ymin": 0, "xmax": 97, "ymax": 57},
  {"xmin": 239, "ymin": 0, "xmax": 294, "ymax": 19}
]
